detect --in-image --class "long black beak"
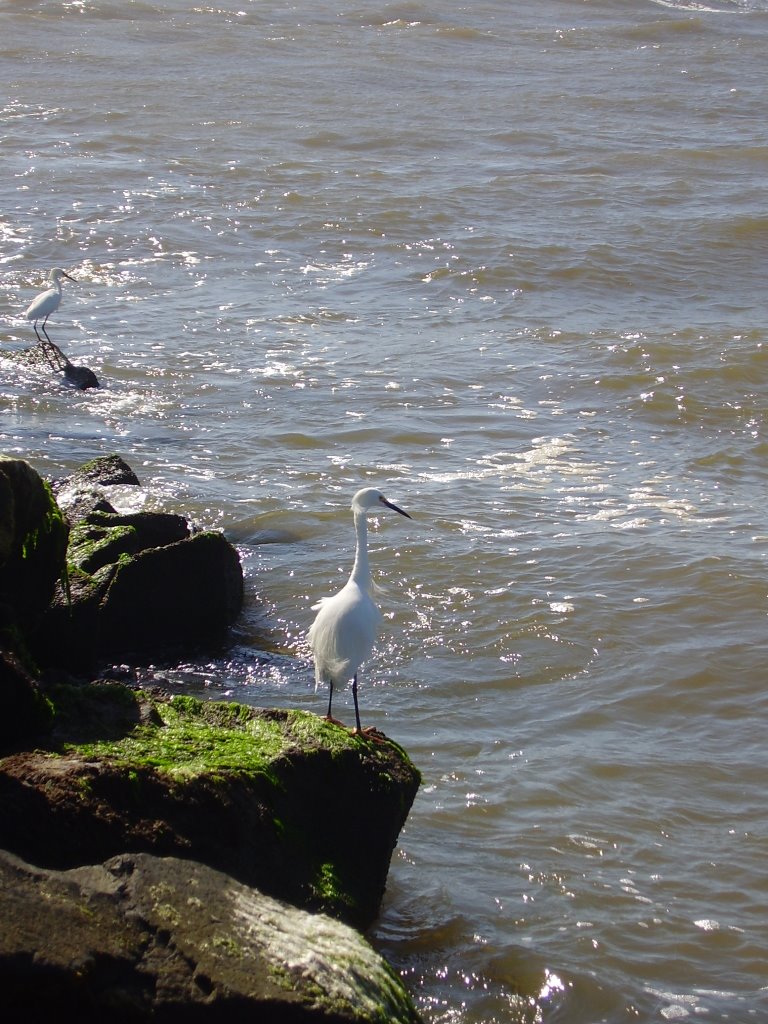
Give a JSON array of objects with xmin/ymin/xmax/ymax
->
[
  {"xmin": 62, "ymin": 271, "xmax": 76, "ymax": 281},
  {"xmin": 380, "ymin": 496, "xmax": 412, "ymax": 519}
]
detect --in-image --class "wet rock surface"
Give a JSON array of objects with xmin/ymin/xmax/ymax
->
[{"xmin": 0, "ymin": 848, "xmax": 421, "ymax": 1023}]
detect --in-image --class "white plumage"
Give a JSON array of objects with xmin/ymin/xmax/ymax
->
[
  {"xmin": 25, "ymin": 268, "xmax": 75, "ymax": 362},
  {"xmin": 308, "ymin": 486, "xmax": 411, "ymax": 734}
]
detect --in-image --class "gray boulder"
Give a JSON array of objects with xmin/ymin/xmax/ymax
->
[{"xmin": 0, "ymin": 848, "xmax": 422, "ymax": 1023}]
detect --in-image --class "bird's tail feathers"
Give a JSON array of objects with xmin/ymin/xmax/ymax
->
[
  {"xmin": 308, "ymin": 617, "xmax": 351, "ymax": 690},
  {"xmin": 313, "ymin": 655, "xmax": 350, "ymax": 691}
]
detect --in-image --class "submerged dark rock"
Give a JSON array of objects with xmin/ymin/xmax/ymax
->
[
  {"xmin": 63, "ymin": 362, "xmax": 99, "ymax": 389},
  {"xmin": 6, "ymin": 342, "xmax": 99, "ymax": 389}
]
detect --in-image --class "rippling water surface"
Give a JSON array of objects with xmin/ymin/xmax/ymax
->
[{"xmin": 2, "ymin": 1, "xmax": 767, "ymax": 1020}]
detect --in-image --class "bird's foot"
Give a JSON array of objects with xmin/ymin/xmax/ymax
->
[
  {"xmin": 350, "ymin": 726, "xmax": 387, "ymax": 743},
  {"xmin": 322, "ymin": 715, "xmax": 347, "ymax": 728}
]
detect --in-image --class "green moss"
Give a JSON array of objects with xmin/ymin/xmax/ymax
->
[
  {"xmin": 168, "ymin": 694, "xmax": 256, "ymax": 730},
  {"xmin": 74, "ymin": 776, "xmax": 93, "ymax": 799},
  {"xmin": 266, "ymin": 961, "xmax": 296, "ymax": 993},
  {"xmin": 62, "ymin": 692, "xmax": 292, "ymax": 782},
  {"xmin": 281, "ymin": 709, "xmax": 416, "ymax": 767},
  {"xmin": 67, "ymin": 521, "xmax": 137, "ymax": 575},
  {"xmin": 283, "ymin": 709, "xmax": 358, "ymax": 750},
  {"xmin": 75, "ymin": 457, "xmax": 111, "ymax": 476},
  {"xmin": 63, "ymin": 565, "xmax": 94, "ymax": 586},
  {"xmin": 151, "ymin": 890, "xmax": 181, "ymax": 926},
  {"xmin": 211, "ymin": 935, "xmax": 245, "ymax": 959},
  {"xmin": 310, "ymin": 861, "xmax": 357, "ymax": 913},
  {"xmin": 21, "ymin": 481, "xmax": 66, "ymax": 562}
]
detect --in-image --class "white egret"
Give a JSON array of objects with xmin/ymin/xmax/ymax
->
[
  {"xmin": 25, "ymin": 268, "xmax": 75, "ymax": 359},
  {"xmin": 308, "ymin": 487, "xmax": 412, "ymax": 735}
]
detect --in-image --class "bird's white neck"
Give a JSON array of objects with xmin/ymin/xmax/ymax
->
[{"xmin": 349, "ymin": 509, "xmax": 372, "ymax": 590}]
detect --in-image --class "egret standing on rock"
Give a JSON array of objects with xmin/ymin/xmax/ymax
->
[
  {"xmin": 308, "ymin": 487, "xmax": 412, "ymax": 735},
  {"xmin": 25, "ymin": 268, "xmax": 75, "ymax": 361}
]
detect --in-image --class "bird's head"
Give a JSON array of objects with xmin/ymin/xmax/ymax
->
[
  {"xmin": 351, "ymin": 487, "xmax": 412, "ymax": 519},
  {"xmin": 50, "ymin": 268, "xmax": 75, "ymax": 283}
]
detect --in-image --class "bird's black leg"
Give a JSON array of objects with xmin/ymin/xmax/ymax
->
[
  {"xmin": 33, "ymin": 322, "xmax": 54, "ymax": 365},
  {"xmin": 350, "ymin": 674, "xmax": 385, "ymax": 741},
  {"xmin": 38, "ymin": 317, "xmax": 56, "ymax": 364},
  {"xmin": 323, "ymin": 682, "xmax": 346, "ymax": 728},
  {"xmin": 36, "ymin": 324, "xmax": 58, "ymax": 370},
  {"xmin": 41, "ymin": 318, "xmax": 55, "ymax": 353},
  {"xmin": 351, "ymin": 674, "xmax": 362, "ymax": 733},
  {"xmin": 39, "ymin": 318, "xmax": 68, "ymax": 371}
]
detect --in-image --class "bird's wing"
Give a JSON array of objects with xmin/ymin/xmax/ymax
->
[{"xmin": 25, "ymin": 287, "xmax": 58, "ymax": 320}]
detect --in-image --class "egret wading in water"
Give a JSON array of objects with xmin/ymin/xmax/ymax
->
[
  {"xmin": 308, "ymin": 487, "xmax": 412, "ymax": 736},
  {"xmin": 25, "ymin": 268, "xmax": 75, "ymax": 368}
]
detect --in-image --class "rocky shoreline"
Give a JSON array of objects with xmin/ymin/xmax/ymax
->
[{"xmin": 0, "ymin": 455, "xmax": 423, "ymax": 1022}]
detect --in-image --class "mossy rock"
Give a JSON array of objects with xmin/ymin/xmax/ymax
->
[
  {"xmin": 0, "ymin": 684, "xmax": 421, "ymax": 928},
  {"xmin": 0, "ymin": 457, "xmax": 68, "ymax": 639},
  {"xmin": 59, "ymin": 454, "xmax": 140, "ymax": 490},
  {"xmin": 67, "ymin": 520, "xmax": 141, "ymax": 574},
  {"xmin": 36, "ymin": 526, "xmax": 242, "ymax": 671},
  {"xmin": 66, "ymin": 511, "xmax": 190, "ymax": 575},
  {"xmin": 0, "ymin": 456, "xmax": 243, "ymax": 673}
]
